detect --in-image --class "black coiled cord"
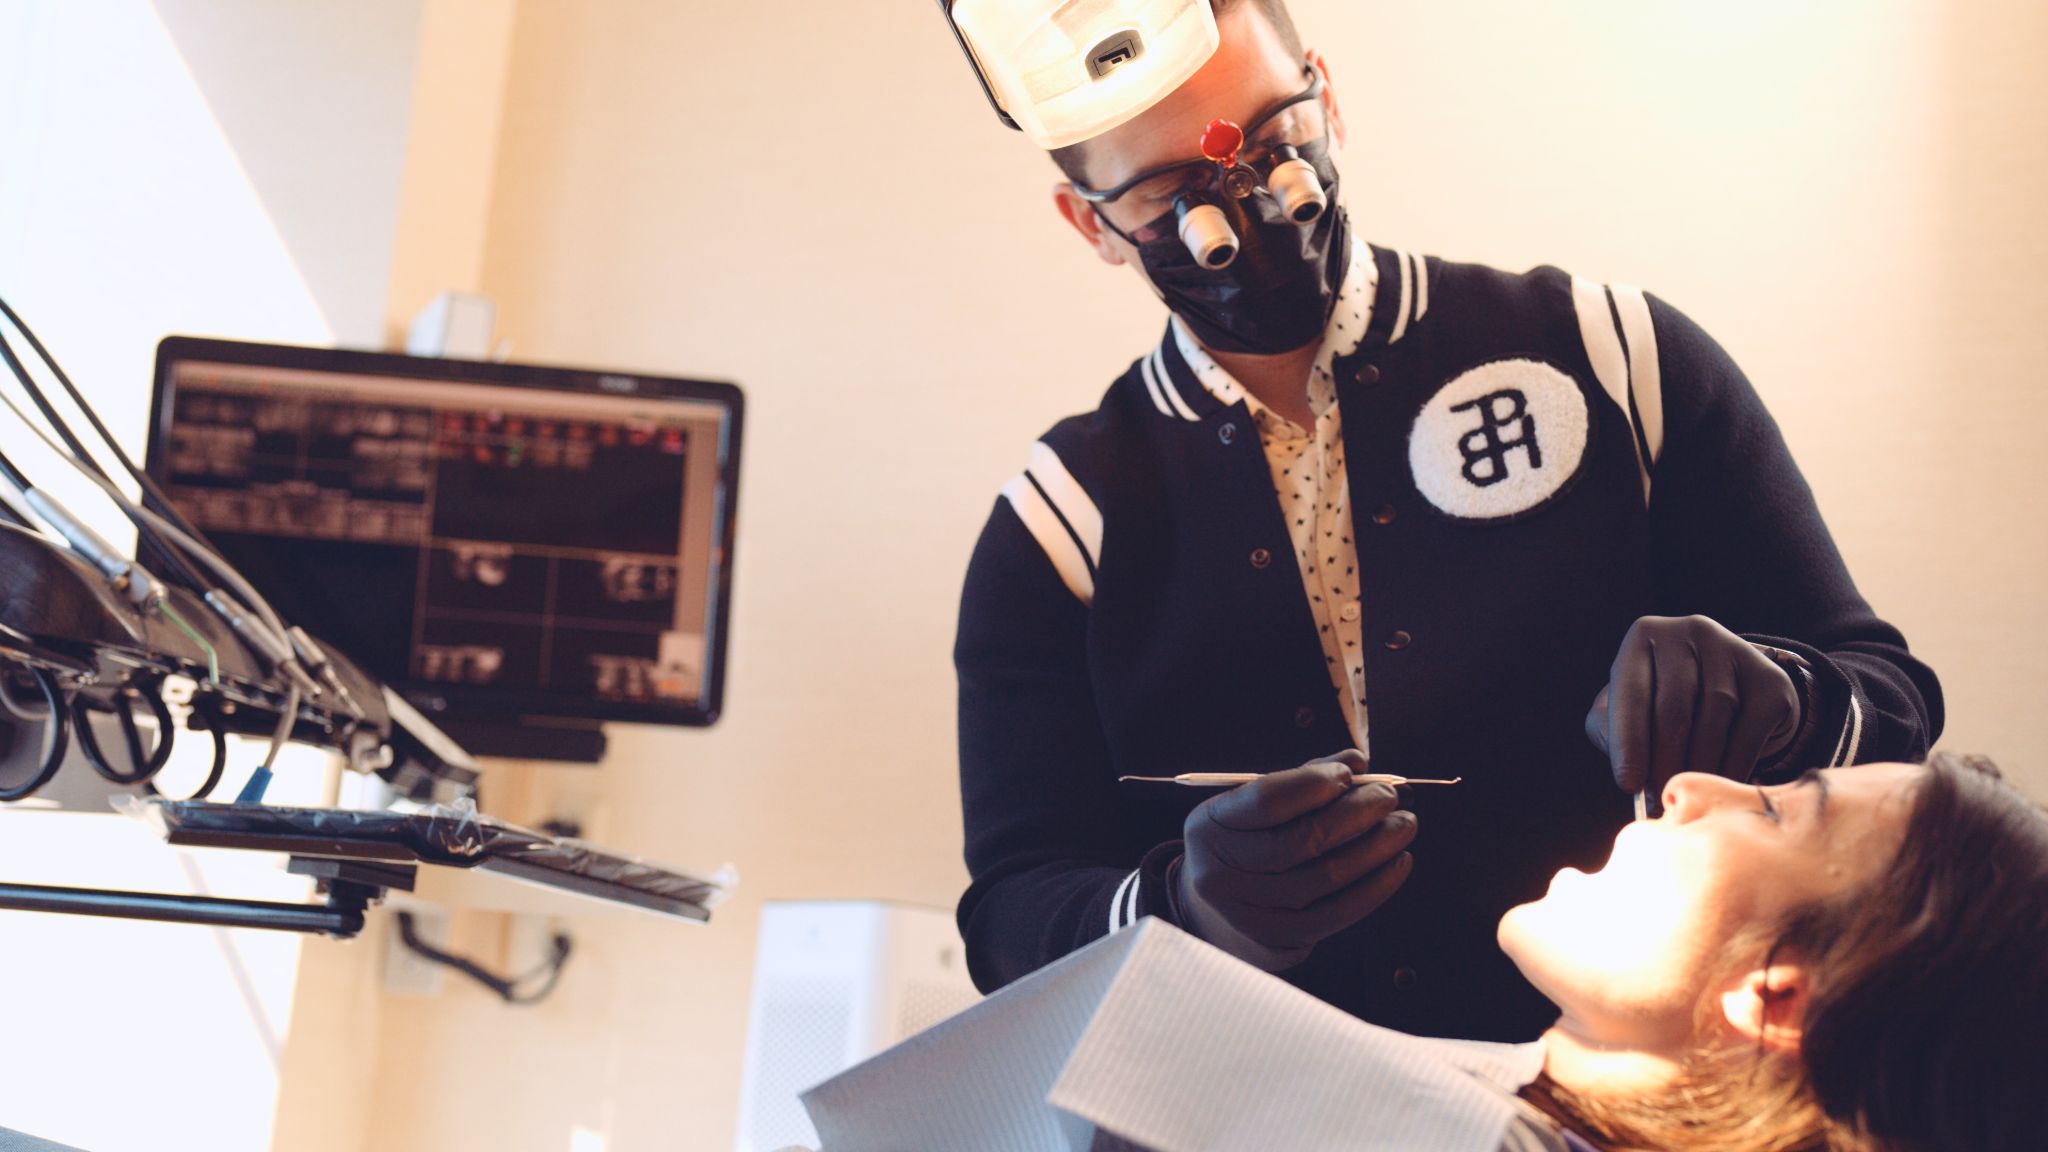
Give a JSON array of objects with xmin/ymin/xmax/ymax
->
[
  {"xmin": 0, "ymin": 666, "xmax": 70, "ymax": 802},
  {"xmin": 71, "ymin": 678, "xmax": 175, "ymax": 786},
  {"xmin": 149, "ymin": 694, "xmax": 229, "ymax": 802}
]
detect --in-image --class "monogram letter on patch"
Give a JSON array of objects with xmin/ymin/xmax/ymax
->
[
  {"xmin": 1452, "ymin": 389, "xmax": 1542, "ymax": 487},
  {"xmin": 1409, "ymin": 360, "xmax": 1590, "ymax": 521}
]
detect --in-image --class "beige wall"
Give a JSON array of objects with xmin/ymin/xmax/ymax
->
[{"xmin": 319, "ymin": 1, "xmax": 2045, "ymax": 1149}]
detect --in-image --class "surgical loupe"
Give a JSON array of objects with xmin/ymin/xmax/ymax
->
[
  {"xmin": 1174, "ymin": 119, "xmax": 1330, "ymax": 269},
  {"xmin": 1265, "ymin": 144, "xmax": 1328, "ymax": 224},
  {"xmin": 1074, "ymin": 67, "xmax": 1331, "ymax": 270}
]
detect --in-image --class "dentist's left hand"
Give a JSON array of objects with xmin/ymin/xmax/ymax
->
[{"xmin": 1586, "ymin": 615, "xmax": 1801, "ymax": 808}]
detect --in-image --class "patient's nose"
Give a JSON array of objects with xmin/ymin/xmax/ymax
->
[{"xmin": 1662, "ymin": 771, "xmax": 1749, "ymax": 822}]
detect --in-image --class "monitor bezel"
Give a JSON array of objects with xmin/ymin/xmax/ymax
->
[{"xmin": 147, "ymin": 335, "xmax": 744, "ymax": 731}]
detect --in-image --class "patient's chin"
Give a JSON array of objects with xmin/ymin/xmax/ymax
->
[
  {"xmin": 1497, "ymin": 907, "xmax": 1578, "ymax": 1021},
  {"xmin": 1499, "ymin": 911, "xmax": 1701, "ymax": 1049},
  {"xmin": 1496, "ymin": 901, "xmax": 1548, "ymax": 981},
  {"xmin": 1497, "ymin": 873, "xmax": 1697, "ymax": 1021}
]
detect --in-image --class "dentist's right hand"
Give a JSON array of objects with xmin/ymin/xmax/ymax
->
[{"xmin": 1172, "ymin": 750, "xmax": 1418, "ymax": 972}]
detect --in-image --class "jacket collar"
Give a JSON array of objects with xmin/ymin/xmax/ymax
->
[
  {"xmin": 1362, "ymin": 241, "xmax": 1430, "ymax": 349},
  {"xmin": 1150, "ymin": 237, "xmax": 1393, "ymax": 423}
]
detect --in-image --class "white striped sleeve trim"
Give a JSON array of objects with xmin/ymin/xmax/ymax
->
[
  {"xmin": 1610, "ymin": 284, "xmax": 1664, "ymax": 467},
  {"xmin": 1572, "ymin": 274, "xmax": 1650, "ymax": 502},
  {"xmin": 1413, "ymin": 252, "xmax": 1430, "ymax": 321},
  {"xmin": 1000, "ymin": 474, "xmax": 1095, "ymax": 604},
  {"xmin": 1139, "ymin": 350, "xmax": 1174, "ymax": 416},
  {"xmin": 1388, "ymin": 250, "xmax": 1415, "ymax": 344},
  {"xmin": 1150, "ymin": 345, "xmax": 1201, "ymax": 421},
  {"xmin": 1828, "ymin": 693, "xmax": 1866, "ymax": 767},
  {"xmin": 1108, "ymin": 869, "xmax": 1141, "ymax": 932},
  {"xmin": 1027, "ymin": 441, "xmax": 1102, "ymax": 567}
]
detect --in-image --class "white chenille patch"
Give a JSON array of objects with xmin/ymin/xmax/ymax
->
[{"xmin": 1409, "ymin": 359, "xmax": 1589, "ymax": 521}]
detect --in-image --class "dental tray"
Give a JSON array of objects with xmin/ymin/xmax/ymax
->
[{"xmin": 137, "ymin": 798, "xmax": 731, "ymax": 922}]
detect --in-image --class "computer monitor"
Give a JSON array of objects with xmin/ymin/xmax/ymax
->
[{"xmin": 146, "ymin": 337, "xmax": 742, "ymax": 758}]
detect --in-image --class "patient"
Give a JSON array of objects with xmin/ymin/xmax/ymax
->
[
  {"xmin": 796, "ymin": 754, "xmax": 2041, "ymax": 1152},
  {"xmin": 1498, "ymin": 752, "xmax": 2047, "ymax": 1152}
]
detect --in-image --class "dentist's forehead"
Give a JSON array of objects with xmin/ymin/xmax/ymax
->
[{"xmin": 1091, "ymin": 8, "xmax": 1302, "ymax": 179}]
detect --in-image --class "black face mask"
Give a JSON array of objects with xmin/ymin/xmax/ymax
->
[{"xmin": 1125, "ymin": 148, "xmax": 1348, "ymax": 356}]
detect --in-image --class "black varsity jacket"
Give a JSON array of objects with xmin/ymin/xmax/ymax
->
[{"xmin": 954, "ymin": 242, "xmax": 1943, "ymax": 1041}]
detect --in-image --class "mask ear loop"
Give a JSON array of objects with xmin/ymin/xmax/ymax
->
[{"xmin": 1087, "ymin": 202, "xmax": 1147, "ymax": 249}]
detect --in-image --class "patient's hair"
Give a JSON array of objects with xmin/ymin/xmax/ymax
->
[
  {"xmin": 1527, "ymin": 752, "xmax": 2048, "ymax": 1152},
  {"xmin": 1047, "ymin": 0, "xmax": 1306, "ymax": 188}
]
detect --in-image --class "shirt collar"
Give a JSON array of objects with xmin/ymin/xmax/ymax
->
[{"xmin": 1161, "ymin": 237, "xmax": 1380, "ymax": 430}]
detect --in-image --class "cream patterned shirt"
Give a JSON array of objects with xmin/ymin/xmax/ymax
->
[{"xmin": 1172, "ymin": 238, "xmax": 1378, "ymax": 751}]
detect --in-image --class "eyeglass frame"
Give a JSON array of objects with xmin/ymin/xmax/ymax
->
[{"xmin": 1067, "ymin": 64, "xmax": 1329, "ymax": 208}]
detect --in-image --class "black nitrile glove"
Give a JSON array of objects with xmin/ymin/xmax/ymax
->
[
  {"xmin": 1585, "ymin": 614, "xmax": 1801, "ymax": 813},
  {"xmin": 1172, "ymin": 750, "xmax": 1417, "ymax": 972}
]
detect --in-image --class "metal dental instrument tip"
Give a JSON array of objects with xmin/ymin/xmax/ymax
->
[{"xmin": 1116, "ymin": 773, "xmax": 1462, "ymax": 788}]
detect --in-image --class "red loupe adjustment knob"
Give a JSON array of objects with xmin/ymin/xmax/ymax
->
[{"xmin": 1201, "ymin": 119, "xmax": 1244, "ymax": 165}]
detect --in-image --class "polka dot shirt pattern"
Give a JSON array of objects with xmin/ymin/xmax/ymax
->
[{"xmin": 1171, "ymin": 239, "xmax": 1378, "ymax": 752}]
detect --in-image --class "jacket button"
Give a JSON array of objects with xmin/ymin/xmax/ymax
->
[
  {"xmin": 1385, "ymin": 630, "xmax": 1412, "ymax": 650},
  {"xmin": 1294, "ymin": 706, "xmax": 1316, "ymax": 729},
  {"xmin": 1392, "ymin": 966, "xmax": 1418, "ymax": 990},
  {"xmin": 1250, "ymin": 548, "xmax": 1272, "ymax": 569},
  {"xmin": 1372, "ymin": 503, "xmax": 1398, "ymax": 526},
  {"xmin": 1354, "ymin": 364, "xmax": 1380, "ymax": 386},
  {"xmin": 1218, "ymin": 422, "xmax": 1238, "ymax": 445}
]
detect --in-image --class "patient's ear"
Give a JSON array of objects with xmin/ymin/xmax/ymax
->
[{"xmin": 1719, "ymin": 964, "xmax": 1811, "ymax": 1053}]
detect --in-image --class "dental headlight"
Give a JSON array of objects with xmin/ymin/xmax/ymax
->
[{"xmin": 939, "ymin": 0, "xmax": 1221, "ymax": 150}]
